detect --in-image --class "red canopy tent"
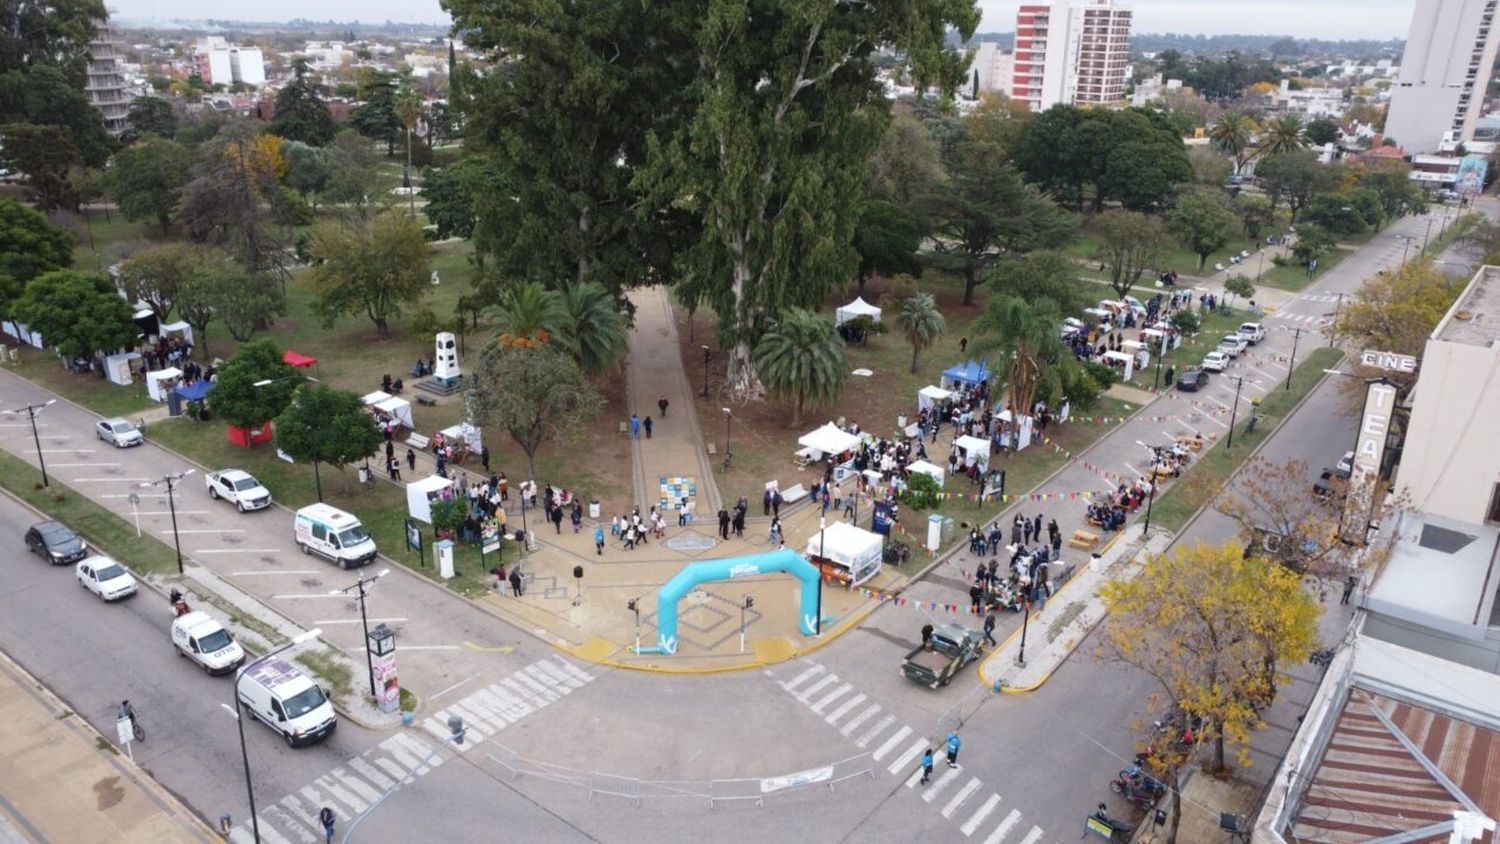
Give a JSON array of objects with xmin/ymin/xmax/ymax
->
[{"xmin": 283, "ymin": 350, "xmax": 318, "ymax": 368}]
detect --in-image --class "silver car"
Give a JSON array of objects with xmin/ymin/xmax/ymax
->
[{"xmin": 96, "ymin": 418, "xmax": 144, "ymax": 447}]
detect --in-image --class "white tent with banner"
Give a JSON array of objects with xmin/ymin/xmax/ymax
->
[
  {"xmin": 145, "ymin": 367, "xmax": 182, "ymax": 402},
  {"xmin": 160, "ymin": 320, "xmax": 194, "ymax": 347},
  {"xmin": 805, "ymin": 521, "xmax": 883, "ymax": 586},
  {"xmin": 797, "ymin": 423, "xmax": 860, "ymax": 461},
  {"xmin": 954, "ymin": 434, "xmax": 992, "ymax": 471},
  {"xmin": 440, "ymin": 422, "xmax": 483, "ymax": 452},
  {"xmin": 996, "ymin": 409, "xmax": 1035, "ymax": 452},
  {"xmin": 406, "ymin": 475, "xmax": 454, "ymax": 524},
  {"xmin": 1102, "ymin": 349, "xmax": 1135, "ymax": 381},
  {"xmin": 907, "ymin": 459, "xmax": 946, "ymax": 486},
  {"xmin": 102, "ymin": 351, "xmax": 140, "ymax": 386},
  {"xmin": 835, "ymin": 297, "xmax": 882, "ymax": 327},
  {"xmin": 917, "ymin": 385, "xmax": 952, "ymax": 411},
  {"xmin": 362, "ymin": 391, "xmax": 414, "ymax": 430}
]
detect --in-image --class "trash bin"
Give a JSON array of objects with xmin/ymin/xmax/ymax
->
[
  {"xmin": 358, "ymin": 465, "xmax": 371, "ymax": 484},
  {"xmin": 589, "ymin": 498, "xmax": 600, "ymax": 519}
]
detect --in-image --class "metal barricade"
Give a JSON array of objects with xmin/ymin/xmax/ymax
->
[
  {"xmin": 709, "ymin": 777, "xmax": 763, "ymax": 808},
  {"xmin": 588, "ymin": 771, "xmax": 642, "ymax": 806}
]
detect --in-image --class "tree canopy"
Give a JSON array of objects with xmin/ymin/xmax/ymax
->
[
  {"xmin": 0, "ymin": 199, "xmax": 73, "ymax": 331},
  {"xmin": 1167, "ymin": 188, "xmax": 1237, "ymax": 269},
  {"xmin": 1328, "ymin": 257, "xmax": 1463, "ymax": 395},
  {"xmin": 270, "ymin": 58, "xmax": 336, "ymax": 146},
  {"xmin": 1016, "ymin": 105, "xmax": 1188, "ymax": 212},
  {"xmin": 467, "ymin": 343, "xmax": 603, "ymax": 479},
  {"xmin": 13, "ymin": 270, "xmax": 137, "ymax": 359},
  {"xmin": 107, "ymin": 135, "xmax": 191, "ymax": 234},
  {"xmin": 273, "ymin": 385, "xmax": 383, "ymax": 484},
  {"xmin": 307, "ymin": 210, "xmax": 430, "ymax": 336},
  {"xmin": 852, "ymin": 200, "xmax": 922, "ymax": 292},
  {"xmin": 116, "ymin": 243, "xmax": 202, "ymax": 321},
  {"xmin": 210, "ymin": 339, "xmax": 298, "ymax": 431},
  {"xmin": 1094, "ymin": 210, "xmax": 1167, "ymax": 300},
  {"xmin": 124, "ymin": 96, "xmax": 177, "ymax": 141}
]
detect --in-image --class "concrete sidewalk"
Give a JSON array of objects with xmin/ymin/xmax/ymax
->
[
  {"xmin": 0, "ymin": 651, "xmax": 216, "ymax": 844},
  {"xmin": 623, "ymin": 286, "xmax": 723, "ymax": 517}
]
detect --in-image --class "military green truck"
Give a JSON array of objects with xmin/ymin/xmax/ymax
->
[{"xmin": 902, "ymin": 623, "xmax": 985, "ymax": 689}]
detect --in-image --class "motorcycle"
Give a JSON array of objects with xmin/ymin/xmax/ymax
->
[{"xmin": 1109, "ymin": 764, "xmax": 1168, "ymax": 802}]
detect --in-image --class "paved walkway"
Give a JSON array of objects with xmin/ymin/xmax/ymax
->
[
  {"xmin": 623, "ymin": 286, "xmax": 722, "ymax": 517},
  {"xmin": 0, "ymin": 651, "xmax": 215, "ymax": 843}
]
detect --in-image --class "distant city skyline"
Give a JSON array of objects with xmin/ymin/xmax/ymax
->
[{"xmin": 110, "ymin": 0, "xmax": 1415, "ymax": 40}]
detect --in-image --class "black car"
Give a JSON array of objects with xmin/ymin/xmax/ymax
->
[
  {"xmin": 1175, "ymin": 368, "xmax": 1209, "ymax": 392},
  {"xmin": 25, "ymin": 521, "xmax": 87, "ymax": 565}
]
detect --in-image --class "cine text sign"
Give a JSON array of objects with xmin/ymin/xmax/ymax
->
[{"xmin": 1360, "ymin": 349, "xmax": 1418, "ymax": 374}]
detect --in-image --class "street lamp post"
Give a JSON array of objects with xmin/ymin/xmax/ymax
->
[
  {"xmin": 1142, "ymin": 454, "xmax": 1159, "ymax": 536},
  {"xmin": 1226, "ymin": 375, "xmax": 1246, "ymax": 449},
  {"xmin": 330, "ymin": 569, "xmax": 391, "ymax": 701},
  {"xmin": 1423, "ymin": 216, "xmax": 1434, "ymax": 251},
  {"xmin": 1016, "ymin": 589, "xmax": 1032, "ymax": 667},
  {"xmin": 700, "ymin": 345, "xmax": 710, "ymax": 398},
  {"xmin": 815, "ymin": 516, "xmax": 826, "ymax": 636},
  {"xmin": 722, "ymin": 408, "xmax": 732, "ymax": 465},
  {"xmin": 1, "ymin": 400, "xmax": 56, "ymax": 487},
  {"xmin": 229, "ymin": 628, "xmax": 322, "ymax": 844},
  {"xmin": 1286, "ymin": 327, "xmax": 1304, "ymax": 391},
  {"xmin": 141, "ymin": 470, "xmax": 194, "ymax": 575},
  {"xmin": 1255, "ymin": 248, "xmax": 1266, "ymax": 283},
  {"xmin": 1329, "ymin": 293, "xmax": 1343, "ymax": 348}
]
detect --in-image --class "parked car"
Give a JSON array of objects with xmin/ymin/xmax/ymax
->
[
  {"xmin": 206, "ymin": 469, "xmax": 272, "ymax": 512},
  {"xmin": 76, "ymin": 555, "xmax": 138, "ymax": 601},
  {"xmin": 1176, "ymin": 368, "xmax": 1209, "ymax": 392},
  {"xmin": 1201, "ymin": 351, "xmax": 1230, "ymax": 373},
  {"xmin": 25, "ymin": 520, "xmax": 87, "ymax": 564},
  {"xmin": 95, "ymin": 417, "xmax": 143, "ymax": 447},
  {"xmin": 1217, "ymin": 335, "xmax": 1248, "ymax": 358},
  {"xmin": 1335, "ymin": 451, "xmax": 1355, "ymax": 479},
  {"xmin": 1237, "ymin": 322, "xmax": 1266, "ymax": 345},
  {"xmin": 902, "ymin": 623, "xmax": 985, "ymax": 689}
]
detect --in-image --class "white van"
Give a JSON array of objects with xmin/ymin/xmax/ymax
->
[
  {"xmin": 294, "ymin": 504, "xmax": 377, "ymax": 569},
  {"xmin": 236, "ymin": 656, "xmax": 337, "ymax": 747},
  {"xmin": 171, "ymin": 611, "xmax": 245, "ymax": 675}
]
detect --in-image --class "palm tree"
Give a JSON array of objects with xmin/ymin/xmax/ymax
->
[
  {"xmin": 895, "ymin": 292, "xmax": 946, "ymax": 373},
  {"xmin": 557, "ymin": 281, "xmax": 628, "ymax": 374},
  {"xmin": 495, "ymin": 281, "xmax": 564, "ymax": 349},
  {"xmin": 1209, "ymin": 114, "xmax": 1257, "ymax": 175},
  {"xmin": 1259, "ymin": 116, "xmax": 1306, "ymax": 157},
  {"xmin": 394, "ymin": 79, "xmax": 423, "ymax": 217},
  {"xmin": 969, "ymin": 295, "xmax": 1071, "ymax": 417},
  {"xmin": 754, "ymin": 308, "xmax": 847, "ymax": 426}
]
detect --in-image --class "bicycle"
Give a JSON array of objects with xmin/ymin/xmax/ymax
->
[
  {"xmin": 722, "ymin": 452, "xmax": 733, "ymax": 472},
  {"xmin": 119, "ymin": 700, "xmax": 144, "ymax": 742}
]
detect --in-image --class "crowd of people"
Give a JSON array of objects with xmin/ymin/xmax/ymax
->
[{"xmin": 961, "ymin": 513, "xmax": 1064, "ymax": 615}]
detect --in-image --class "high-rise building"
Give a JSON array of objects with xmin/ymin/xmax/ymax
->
[
  {"xmin": 194, "ymin": 37, "xmax": 266, "ymax": 88},
  {"xmin": 87, "ymin": 22, "xmax": 132, "ymax": 137},
  {"xmin": 1011, "ymin": 0, "xmax": 1132, "ymax": 112},
  {"xmin": 1387, "ymin": 0, "xmax": 1500, "ymax": 153},
  {"xmin": 967, "ymin": 41, "xmax": 1016, "ymax": 97}
]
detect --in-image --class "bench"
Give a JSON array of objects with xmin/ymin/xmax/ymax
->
[
  {"xmin": 1069, "ymin": 529, "xmax": 1100, "ymax": 550},
  {"xmin": 414, "ymin": 396, "xmax": 437, "ymax": 407},
  {"xmin": 780, "ymin": 483, "xmax": 808, "ymax": 505},
  {"xmin": 706, "ymin": 442, "xmax": 717, "ymax": 456},
  {"xmin": 406, "ymin": 433, "xmax": 431, "ymax": 451}
]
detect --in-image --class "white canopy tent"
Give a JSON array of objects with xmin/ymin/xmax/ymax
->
[
  {"xmin": 406, "ymin": 475, "xmax": 454, "ymax": 524},
  {"xmin": 440, "ymin": 422, "xmax": 483, "ymax": 452},
  {"xmin": 1, "ymin": 321, "xmax": 43, "ymax": 349},
  {"xmin": 362, "ymin": 391, "xmax": 414, "ymax": 429},
  {"xmin": 102, "ymin": 351, "xmax": 140, "ymax": 386},
  {"xmin": 1121, "ymin": 340, "xmax": 1150, "ymax": 369},
  {"xmin": 916, "ymin": 385, "xmax": 952, "ymax": 411},
  {"xmin": 797, "ymin": 423, "xmax": 861, "ymax": 460},
  {"xmin": 907, "ymin": 459, "xmax": 946, "ymax": 486},
  {"xmin": 145, "ymin": 367, "xmax": 183, "ymax": 402},
  {"xmin": 160, "ymin": 321, "xmax": 194, "ymax": 346},
  {"xmin": 805, "ymin": 521, "xmax": 884, "ymax": 586},
  {"xmin": 992, "ymin": 409, "xmax": 1034, "ymax": 452},
  {"xmin": 835, "ymin": 297, "xmax": 882, "ymax": 327},
  {"xmin": 1102, "ymin": 350, "xmax": 1135, "ymax": 381},
  {"xmin": 954, "ymin": 434, "xmax": 992, "ymax": 471}
]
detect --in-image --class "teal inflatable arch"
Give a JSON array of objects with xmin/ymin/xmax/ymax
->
[{"xmin": 651, "ymin": 548, "xmax": 820, "ymax": 654}]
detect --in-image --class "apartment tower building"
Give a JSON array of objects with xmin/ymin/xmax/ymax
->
[
  {"xmin": 1012, "ymin": 0, "xmax": 1132, "ymax": 112},
  {"xmin": 1387, "ymin": 0, "xmax": 1500, "ymax": 153},
  {"xmin": 87, "ymin": 22, "xmax": 132, "ymax": 137}
]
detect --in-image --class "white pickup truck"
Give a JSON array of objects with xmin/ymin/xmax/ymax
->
[{"xmin": 205, "ymin": 469, "xmax": 272, "ymax": 512}]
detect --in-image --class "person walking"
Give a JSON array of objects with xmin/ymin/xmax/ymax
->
[
  {"xmin": 920, "ymin": 748, "xmax": 935, "ymax": 785},
  {"xmin": 717, "ymin": 507, "xmax": 730, "ymax": 541},
  {"xmin": 763, "ymin": 488, "xmax": 773, "ymax": 517},
  {"xmin": 771, "ymin": 490, "xmax": 782, "ymax": 518},
  {"xmin": 983, "ymin": 611, "xmax": 997, "ymax": 647},
  {"xmin": 509, "ymin": 568, "xmax": 524, "ymax": 597},
  {"xmin": 594, "ymin": 524, "xmax": 605, "ymax": 556},
  {"xmin": 387, "ymin": 456, "xmax": 401, "ymax": 481},
  {"xmin": 658, "ymin": 396, "xmax": 669, "ymax": 417},
  {"xmin": 480, "ymin": 445, "xmax": 490, "ymax": 472},
  {"xmin": 732, "ymin": 507, "xmax": 745, "ymax": 538},
  {"xmin": 629, "ymin": 414, "xmax": 641, "ymax": 440},
  {"xmin": 643, "ymin": 416, "xmax": 654, "ymax": 439},
  {"xmin": 406, "ymin": 447, "xmax": 416, "ymax": 471},
  {"xmin": 945, "ymin": 731, "xmax": 962, "ymax": 768},
  {"xmin": 319, "ymin": 806, "xmax": 336, "ymax": 843},
  {"xmin": 1341, "ymin": 574, "xmax": 1357, "ymax": 605},
  {"xmin": 570, "ymin": 501, "xmax": 583, "ymax": 533},
  {"xmin": 551, "ymin": 505, "xmax": 564, "ymax": 535}
]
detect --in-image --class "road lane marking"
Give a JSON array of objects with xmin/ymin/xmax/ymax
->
[
  {"xmin": 233, "ymin": 570, "xmax": 322, "ymax": 576},
  {"xmin": 841, "ymin": 704, "xmax": 881, "ymax": 737},
  {"xmin": 984, "ymin": 809, "xmax": 1022, "ymax": 844},
  {"xmin": 871, "ymin": 725, "xmax": 913, "ymax": 761},
  {"xmin": 796, "ymin": 673, "xmax": 839, "ymax": 702},
  {"xmin": 922, "ymin": 767, "xmax": 961, "ymax": 801},
  {"xmin": 197, "ymin": 548, "xmax": 282, "ymax": 554},
  {"xmin": 853, "ymin": 713, "xmax": 894, "ymax": 747},
  {"xmin": 942, "ymin": 778, "xmax": 982, "ymax": 818},
  {"xmin": 962, "ymin": 794, "xmax": 1001, "ymax": 836},
  {"xmin": 824, "ymin": 693, "xmax": 866, "ymax": 725},
  {"xmin": 48, "ymin": 462, "xmax": 116, "ymax": 467},
  {"xmin": 781, "ymin": 664, "xmax": 825, "ymax": 692},
  {"xmin": 888, "ymin": 737, "xmax": 928, "ymax": 775},
  {"xmin": 810, "ymin": 682, "xmax": 852, "ymax": 714},
  {"xmin": 161, "ymin": 528, "xmax": 246, "ymax": 534}
]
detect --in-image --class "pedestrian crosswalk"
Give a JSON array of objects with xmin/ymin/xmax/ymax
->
[
  {"xmin": 229, "ymin": 657, "xmax": 594, "ymax": 844},
  {"xmin": 774, "ymin": 662, "xmax": 1046, "ymax": 842},
  {"xmin": 1271, "ymin": 311, "xmax": 1332, "ymax": 326}
]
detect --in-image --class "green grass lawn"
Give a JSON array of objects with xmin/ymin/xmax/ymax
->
[
  {"xmin": 1062, "ymin": 223, "xmax": 1258, "ymax": 279},
  {"xmin": 1148, "ymin": 347, "xmax": 1345, "ymax": 532}
]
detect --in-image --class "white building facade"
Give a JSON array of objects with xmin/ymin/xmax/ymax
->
[
  {"xmin": 195, "ymin": 37, "xmax": 265, "ymax": 87},
  {"xmin": 1387, "ymin": 0, "xmax": 1500, "ymax": 153},
  {"xmin": 87, "ymin": 22, "xmax": 132, "ymax": 136},
  {"xmin": 1012, "ymin": 0, "xmax": 1132, "ymax": 112}
]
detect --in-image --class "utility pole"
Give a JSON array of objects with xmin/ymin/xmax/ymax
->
[
  {"xmin": 1329, "ymin": 293, "xmax": 1343, "ymax": 348},
  {"xmin": 141, "ymin": 470, "xmax": 194, "ymax": 574},
  {"xmin": 330, "ymin": 569, "xmax": 391, "ymax": 700},
  {"xmin": 1226, "ymin": 375, "xmax": 1246, "ymax": 449},
  {"xmin": 1286, "ymin": 327, "xmax": 1304, "ymax": 390},
  {"xmin": 2, "ymin": 400, "xmax": 56, "ymax": 487}
]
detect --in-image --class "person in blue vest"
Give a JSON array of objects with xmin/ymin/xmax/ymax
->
[
  {"xmin": 946, "ymin": 731, "xmax": 962, "ymax": 768},
  {"xmin": 920, "ymin": 747, "xmax": 934, "ymax": 785}
]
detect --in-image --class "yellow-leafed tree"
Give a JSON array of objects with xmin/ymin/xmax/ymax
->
[{"xmin": 1101, "ymin": 542, "xmax": 1320, "ymax": 786}]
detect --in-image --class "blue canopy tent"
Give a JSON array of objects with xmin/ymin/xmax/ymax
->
[
  {"xmin": 174, "ymin": 381, "xmax": 214, "ymax": 402},
  {"xmin": 941, "ymin": 360, "xmax": 991, "ymax": 391}
]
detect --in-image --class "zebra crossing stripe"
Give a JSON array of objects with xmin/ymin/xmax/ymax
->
[
  {"xmin": 238, "ymin": 818, "xmax": 293, "ymax": 844},
  {"xmin": 841, "ymin": 704, "xmax": 881, "ymax": 737},
  {"xmin": 261, "ymin": 804, "xmax": 316, "ymax": 843},
  {"xmin": 466, "ymin": 689, "xmax": 515, "ymax": 728},
  {"xmin": 961, "ymin": 794, "xmax": 1001, "ymax": 836},
  {"xmin": 855, "ymin": 713, "xmax": 895, "ymax": 748},
  {"xmin": 525, "ymin": 662, "xmax": 572, "ymax": 696},
  {"xmin": 1017, "ymin": 826, "xmax": 1044, "ymax": 844},
  {"xmin": 782, "ymin": 664, "xmax": 825, "ymax": 692},
  {"xmin": 922, "ymin": 767, "xmax": 961, "ymax": 801},
  {"xmin": 942, "ymin": 778, "xmax": 982, "ymax": 818},
  {"xmin": 984, "ymin": 809, "xmax": 1022, "ymax": 844},
  {"xmin": 797, "ymin": 674, "xmax": 839, "ymax": 702},
  {"xmin": 318, "ymin": 770, "xmax": 376, "ymax": 813},
  {"xmin": 810, "ymin": 683, "xmax": 852, "ymax": 714},
  {"xmin": 348, "ymin": 757, "xmax": 394, "ymax": 790},
  {"xmin": 888, "ymin": 737, "xmax": 929, "ymax": 775},
  {"xmin": 499, "ymin": 678, "xmax": 537, "ymax": 715},
  {"xmin": 534, "ymin": 659, "xmax": 583, "ymax": 690},
  {"xmin": 389, "ymin": 732, "xmax": 441, "ymax": 768},
  {"xmin": 552, "ymin": 657, "xmax": 595, "ymax": 685},
  {"xmin": 481, "ymin": 684, "xmax": 527, "ymax": 722},
  {"xmin": 274, "ymin": 792, "xmax": 321, "ymax": 837},
  {"xmin": 824, "ymin": 693, "xmax": 866, "ymax": 725},
  {"xmin": 511, "ymin": 667, "xmax": 559, "ymax": 703},
  {"xmin": 447, "ymin": 700, "xmax": 496, "ymax": 736},
  {"xmin": 905, "ymin": 766, "xmax": 925, "ymax": 788},
  {"xmin": 378, "ymin": 736, "xmax": 429, "ymax": 778},
  {"xmin": 872, "ymin": 725, "xmax": 913, "ymax": 761}
]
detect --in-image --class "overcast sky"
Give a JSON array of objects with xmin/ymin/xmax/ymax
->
[{"xmin": 113, "ymin": 0, "xmax": 1416, "ymax": 40}]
